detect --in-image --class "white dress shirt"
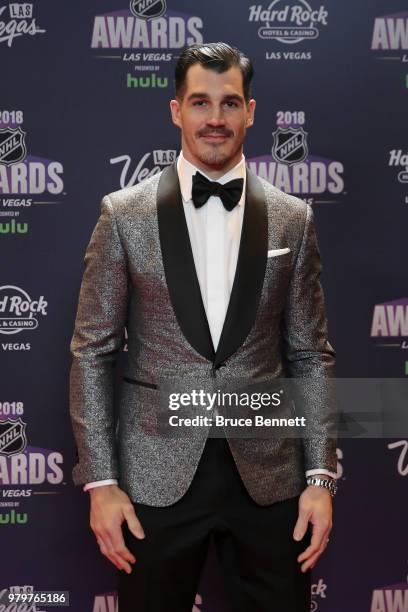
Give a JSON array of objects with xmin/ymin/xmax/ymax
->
[{"xmin": 84, "ymin": 150, "xmax": 336, "ymax": 491}]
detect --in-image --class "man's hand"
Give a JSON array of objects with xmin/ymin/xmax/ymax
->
[
  {"xmin": 89, "ymin": 484, "xmax": 145, "ymax": 574},
  {"xmin": 293, "ymin": 479, "xmax": 333, "ymax": 573}
]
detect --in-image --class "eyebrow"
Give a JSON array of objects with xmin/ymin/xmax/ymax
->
[{"xmin": 186, "ymin": 92, "xmax": 245, "ymax": 104}]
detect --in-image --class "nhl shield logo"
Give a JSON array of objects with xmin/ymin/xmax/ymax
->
[
  {"xmin": 130, "ymin": 0, "xmax": 167, "ymax": 20},
  {"xmin": 272, "ymin": 127, "xmax": 308, "ymax": 166},
  {"xmin": 0, "ymin": 127, "xmax": 27, "ymax": 166},
  {"xmin": 0, "ymin": 418, "xmax": 27, "ymax": 455}
]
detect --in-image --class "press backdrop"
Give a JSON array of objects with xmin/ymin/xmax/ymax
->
[{"xmin": 1, "ymin": 1, "xmax": 407, "ymax": 611}]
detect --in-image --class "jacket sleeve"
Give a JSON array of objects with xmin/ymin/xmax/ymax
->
[
  {"xmin": 280, "ymin": 203, "xmax": 338, "ymax": 474},
  {"xmin": 69, "ymin": 194, "xmax": 129, "ymax": 486}
]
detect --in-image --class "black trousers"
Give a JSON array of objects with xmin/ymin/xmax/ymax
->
[{"xmin": 118, "ymin": 436, "xmax": 312, "ymax": 612}]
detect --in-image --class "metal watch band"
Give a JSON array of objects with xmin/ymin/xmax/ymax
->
[{"xmin": 306, "ymin": 476, "xmax": 338, "ymax": 497}]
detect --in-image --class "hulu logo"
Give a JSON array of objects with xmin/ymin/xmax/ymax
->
[
  {"xmin": 127, "ymin": 73, "xmax": 168, "ymax": 88},
  {"xmin": 0, "ymin": 509, "xmax": 28, "ymax": 524},
  {"xmin": 0, "ymin": 219, "xmax": 28, "ymax": 234}
]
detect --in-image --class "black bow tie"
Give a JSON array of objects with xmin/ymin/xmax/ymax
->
[{"xmin": 191, "ymin": 171, "xmax": 244, "ymax": 211}]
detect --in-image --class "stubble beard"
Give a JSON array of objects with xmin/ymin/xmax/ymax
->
[{"xmin": 195, "ymin": 134, "xmax": 245, "ymax": 170}]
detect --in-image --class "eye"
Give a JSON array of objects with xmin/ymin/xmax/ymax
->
[
  {"xmin": 193, "ymin": 100, "xmax": 206, "ymax": 106},
  {"xmin": 225, "ymin": 101, "xmax": 238, "ymax": 107}
]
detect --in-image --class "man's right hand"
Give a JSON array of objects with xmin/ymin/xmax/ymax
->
[{"xmin": 89, "ymin": 484, "xmax": 145, "ymax": 574}]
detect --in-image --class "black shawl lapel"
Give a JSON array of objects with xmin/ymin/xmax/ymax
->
[
  {"xmin": 157, "ymin": 161, "xmax": 215, "ymax": 362},
  {"xmin": 213, "ymin": 167, "xmax": 268, "ymax": 368}
]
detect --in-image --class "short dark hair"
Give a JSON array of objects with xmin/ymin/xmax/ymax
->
[{"xmin": 174, "ymin": 42, "xmax": 254, "ymax": 103}]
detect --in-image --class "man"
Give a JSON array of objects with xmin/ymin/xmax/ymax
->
[{"xmin": 69, "ymin": 42, "xmax": 338, "ymax": 611}]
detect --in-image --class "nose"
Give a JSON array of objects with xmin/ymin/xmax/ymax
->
[{"xmin": 206, "ymin": 105, "xmax": 225, "ymax": 126}]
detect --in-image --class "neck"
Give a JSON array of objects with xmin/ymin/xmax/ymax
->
[{"xmin": 181, "ymin": 148, "xmax": 243, "ymax": 180}]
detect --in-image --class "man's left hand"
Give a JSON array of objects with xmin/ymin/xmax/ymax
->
[{"xmin": 293, "ymin": 479, "xmax": 333, "ymax": 572}]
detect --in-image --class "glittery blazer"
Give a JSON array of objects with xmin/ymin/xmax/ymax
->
[{"xmin": 69, "ymin": 160, "xmax": 337, "ymax": 506}]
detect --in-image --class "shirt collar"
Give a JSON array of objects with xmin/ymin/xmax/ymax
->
[{"xmin": 176, "ymin": 149, "xmax": 246, "ymax": 206}]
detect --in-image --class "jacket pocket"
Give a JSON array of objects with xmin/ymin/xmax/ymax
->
[{"xmin": 122, "ymin": 376, "xmax": 158, "ymax": 390}]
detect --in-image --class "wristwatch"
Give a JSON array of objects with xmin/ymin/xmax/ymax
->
[{"xmin": 306, "ymin": 475, "xmax": 338, "ymax": 497}]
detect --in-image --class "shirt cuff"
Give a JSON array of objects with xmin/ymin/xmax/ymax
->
[
  {"xmin": 305, "ymin": 468, "xmax": 337, "ymax": 479},
  {"xmin": 83, "ymin": 479, "xmax": 118, "ymax": 492}
]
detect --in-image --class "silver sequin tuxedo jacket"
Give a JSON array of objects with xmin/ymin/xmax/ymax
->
[{"xmin": 69, "ymin": 161, "xmax": 337, "ymax": 507}]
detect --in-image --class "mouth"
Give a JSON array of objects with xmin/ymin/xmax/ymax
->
[{"xmin": 201, "ymin": 133, "xmax": 229, "ymax": 142}]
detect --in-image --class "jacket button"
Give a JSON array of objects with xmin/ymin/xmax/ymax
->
[
  {"xmin": 211, "ymin": 362, "xmax": 226, "ymax": 377},
  {"xmin": 215, "ymin": 362, "xmax": 227, "ymax": 370}
]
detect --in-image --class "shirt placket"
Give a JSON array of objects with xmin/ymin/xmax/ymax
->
[{"xmin": 205, "ymin": 195, "xmax": 226, "ymax": 354}]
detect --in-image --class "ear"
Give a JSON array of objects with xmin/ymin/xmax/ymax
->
[
  {"xmin": 170, "ymin": 99, "xmax": 182, "ymax": 129},
  {"xmin": 246, "ymin": 99, "xmax": 256, "ymax": 127}
]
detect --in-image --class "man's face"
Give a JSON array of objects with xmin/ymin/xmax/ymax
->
[{"xmin": 170, "ymin": 63, "xmax": 256, "ymax": 174}]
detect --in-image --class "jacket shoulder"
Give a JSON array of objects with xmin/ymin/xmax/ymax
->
[
  {"xmin": 255, "ymin": 174, "xmax": 308, "ymax": 222},
  {"xmin": 103, "ymin": 170, "xmax": 163, "ymax": 217}
]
